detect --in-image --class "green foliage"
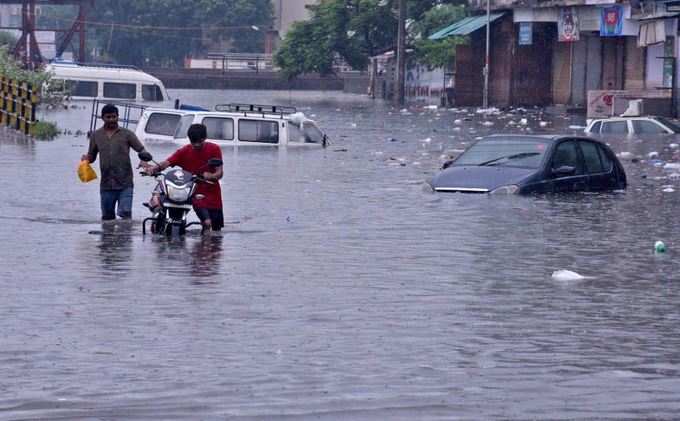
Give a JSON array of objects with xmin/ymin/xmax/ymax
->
[
  {"xmin": 93, "ymin": 0, "xmax": 273, "ymax": 66},
  {"xmin": 413, "ymin": 4, "xmax": 467, "ymax": 69},
  {"xmin": 275, "ymin": 0, "xmax": 467, "ymax": 78},
  {"xmin": 0, "ymin": 31, "xmax": 16, "ymax": 48},
  {"xmin": 0, "ymin": 46, "xmax": 50, "ymax": 86},
  {"xmin": 31, "ymin": 121, "xmax": 60, "ymax": 141}
]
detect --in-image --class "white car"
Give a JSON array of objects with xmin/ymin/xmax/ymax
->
[{"xmin": 585, "ymin": 116, "xmax": 680, "ymax": 135}]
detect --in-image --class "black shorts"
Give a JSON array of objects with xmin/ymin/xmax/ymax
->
[{"xmin": 193, "ymin": 207, "xmax": 224, "ymax": 231}]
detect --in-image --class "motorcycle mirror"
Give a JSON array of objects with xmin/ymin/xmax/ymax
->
[
  {"xmin": 138, "ymin": 151, "xmax": 154, "ymax": 162},
  {"xmin": 208, "ymin": 158, "xmax": 223, "ymax": 167}
]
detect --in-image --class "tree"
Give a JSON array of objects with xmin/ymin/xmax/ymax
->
[
  {"xmin": 413, "ymin": 4, "xmax": 467, "ymax": 69},
  {"xmin": 274, "ymin": 0, "xmax": 466, "ymax": 78},
  {"xmin": 91, "ymin": 0, "xmax": 273, "ymax": 67}
]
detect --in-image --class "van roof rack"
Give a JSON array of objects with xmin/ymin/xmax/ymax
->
[
  {"xmin": 88, "ymin": 99, "xmax": 148, "ymax": 135},
  {"xmin": 215, "ymin": 103, "xmax": 297, "ymax": 117},
  {"xmin": 52, "ymin": 60, "xmax": 140, "ymax": 71}
]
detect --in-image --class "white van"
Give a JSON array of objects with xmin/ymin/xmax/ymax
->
[
  {"xmin": 135, "ymin": 104, "xmax": 327, "ymax": 147},
  {"xmin": 45, "ymin": 61, "xmax": 169, "ymax": 103}
]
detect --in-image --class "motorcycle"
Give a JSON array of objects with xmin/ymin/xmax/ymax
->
[{"xmin": 138, "ymin": 152, "xmax": 223, "ymax": 236}]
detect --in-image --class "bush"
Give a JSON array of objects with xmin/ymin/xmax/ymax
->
[{"xmin": 30, "ymin": 121, "xmax": 60, "ymax": 140}]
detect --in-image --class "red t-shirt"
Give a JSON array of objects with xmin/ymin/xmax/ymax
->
[{"xmin": 167, "ymin": 142, "xmax": 223, "ymax": 209}]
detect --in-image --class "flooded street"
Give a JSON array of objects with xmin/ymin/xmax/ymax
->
[{"xmin": 2, "ymin": 90, "xmax": 680, "ymax": 419}]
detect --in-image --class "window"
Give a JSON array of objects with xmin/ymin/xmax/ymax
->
[
  {"xmin": 103, "ymin": 82, "xmax": 136, "ymax": 99},
  {"xmin": 601, "ymin": 121, "xmax": 628, "ymax": 134},
  {"xmin": 598, "ymin": 146, "xmax": 614, "ymax": 172},
  {"xmin": 633, "ymin": 120, "xmax": 668, "ymax": 134},
  {"xmin": 203, "ymin": 117, "xmax": 234, "ymax": 140},
  {"xmin": 453, "ymin": 137, "xmax": 549, "ymax": 169},
  {"xmin": 142, "ymin": 84, "xmax": 164, "ymax": 101},
  {"xmin": 145, "ymin": 113, "xmax": 181, "ymax": 136},
  {"xmin": 65, "ymin": 80, "xmax": 98, "ymax": 97},
  {"xmin": 238, "ymin": 119, "xmax": 279, "ymax": 143},
  {"xmin": 580, "ymin": 141, "xmax": 604, "ymax": 173},
  {"xmin": 551, "ymin": 141, "xmax": 583, "ymax": 175},
  {"xmin": 174, "ymin": 115, "xmax": 195, "ymax": 139},
  {"xmin": 590, "ymin": 121, "xmax": 602, "ymax": 133},
  {"xmin": 655, "ymin": 117, "xmax": 680, "ymax": 133}
]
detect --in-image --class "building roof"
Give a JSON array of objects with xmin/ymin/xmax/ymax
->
[{"xmin": 429, "ymin": 13, "xmax": 505, "ymax": 40}]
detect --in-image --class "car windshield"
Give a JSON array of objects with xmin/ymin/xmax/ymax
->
[
  {"xmin": 655, "ymin": 117, "xmax": 680, "ymax": 133},
  {"xmin": 302, "ymin": 121, "xmax": 324, "ymax": 143},
  {"xmin": 453, "ymin": 137, "xmax": 549, "ymax": 169}
]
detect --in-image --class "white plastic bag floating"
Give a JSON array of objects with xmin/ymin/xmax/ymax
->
[{"xmin": 551, "ymin": 270, "xmax": 586, "ymax": 281}]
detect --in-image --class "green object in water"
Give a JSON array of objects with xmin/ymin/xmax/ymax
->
[{"xmin": 655, "ymin": 241, "xmax": 667, "ymax": 253}]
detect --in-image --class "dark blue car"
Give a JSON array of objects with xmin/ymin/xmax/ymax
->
[{"xmin": 430, "ymin": 135, "xmax": 627, "ymax": 194}]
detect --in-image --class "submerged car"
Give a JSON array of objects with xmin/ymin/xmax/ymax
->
[
  {"xmin": 430, "ymin": 135, "xmax": 627, "ymax": 194},
  {"xmin": 584, "ymin": 116, "xmax": 680, "ymax": 135}
]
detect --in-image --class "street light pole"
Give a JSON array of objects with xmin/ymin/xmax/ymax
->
[
  {"xmin": 395, "ymin": 0, "xmax": 407, "ymax": 107},
  {"xmin": 483, "ymin": 0, "xmax": 490, "ymax": 109}
]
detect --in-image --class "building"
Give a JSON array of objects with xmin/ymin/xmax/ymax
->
[
  {"xmin": 434, "ymin": 0, "xmax": 679, "ymax": 116},
  {"xmin": 267, "ymin": 0, "xmax": 318, "ymax": 52}
]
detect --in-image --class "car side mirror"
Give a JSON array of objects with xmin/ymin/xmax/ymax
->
[
  {"xmin": 138, "ymin": 151, "xmax": 153, "ymax": 162},
  {"xmin": 208, "ymin": 158, "xmax": 223, "ymax": 167},
  {"xmin": 552, "ymin": 165, "xmax": 576, "ymax": 177}
]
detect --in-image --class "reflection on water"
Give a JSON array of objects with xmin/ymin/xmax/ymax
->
[{"xmin": 3, "ymin": 91, "xmax": 680, "ymax": 419}]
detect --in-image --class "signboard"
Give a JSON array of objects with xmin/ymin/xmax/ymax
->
[
  {"xmin": 600, "ymin": 5, "xmax": 623, "ymax": 36},
  {"xmin": 519, "ymin": 22, "xmax": 533, "ymax": 45},
  {"xmin": 558, "ymin": 8, "xmax": 579, "ymax": 42}
]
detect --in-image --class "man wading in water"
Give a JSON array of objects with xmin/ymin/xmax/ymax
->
[{"xmin": 81, "ymin": 104, "xmax": 151, "ymax": 220}]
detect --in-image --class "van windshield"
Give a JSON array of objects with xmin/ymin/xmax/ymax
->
[
  {"xmin": 174, "ymin": 115, "xmax": 195, "ymax": 139},
  {"xmin": 303, "ymin": 122, "xmax": 324, "ymax": 143}
]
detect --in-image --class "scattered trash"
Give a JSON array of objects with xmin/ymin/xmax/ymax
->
[
  {"xmin": 648, "ymin": 151, "xmax": 659, "ymax": 159},
  {"xmin": 663, "ymin": 162, "xmax": 680, "ymax": 170},
  {"xmin": 551, "ymin": 270, "xmax": 586, "ymax": 281},
  {"xmin": 424, "ymin": 105, "xmax": 438, "ymax": 110},
  {"xmin": 350, "ymin": 123, "xmax": 357, "ymax": 128},
  {"xmin": 420, "ymin": 137, "xmax": 432, "ymax": 143},
  {"xmin": 482, "ymin": 121, "xmax": 494, "ymax": 127},
  {"xmin": 670, "ymin": 143, "xmax": 679, "ymax": 149},
  {"xmin": 568, "ymin": 125, "xmax": 585, "ymax": 130},
  {"xmin": 454, "ymin": 119, "xmax": 463, "ymax": 125},
  {"xmin": 539, "ymin": 121, "xmax": 548, "ymax": 127},
  {"xmin": 662, "ymin": 186, "xmax": 675, "ymax": 193},
  {"xmin": 655, "ymin": 241, "xmax": 667, "ymax": 254},
  {"xmin": 333, "ymin": 148, "xmax": 348, "ymax": 152},
  {"xmin": 519, "ymin": 118, "xmax": 528, "ymax": 126},
  {"xmin": 617, "ymin": 151, "xmax": 633, "ymax": 160}
]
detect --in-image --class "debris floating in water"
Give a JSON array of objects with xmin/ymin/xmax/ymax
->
[
  {"xmin": 482, "ymin": 121, "xmax": 494, "ymax": 127},
  {"xmin": 551, "ymin": 270, "xmax": 586, "ymax": 281},
  {"xmin": 655, "ymin": 241, "xmax": 667, "ymax": 253},
  {"xmin": 617, "ymin": 151, "xmax": 633, "ymax": 160}
]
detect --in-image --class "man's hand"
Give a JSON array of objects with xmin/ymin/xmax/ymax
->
[
  {"xmin": 202, "ymin": 172, "xmax": 213, "ymax": 181},
  {"xmin": 81, "ymin": 154, "xmax": 90, "ymax": 162}
]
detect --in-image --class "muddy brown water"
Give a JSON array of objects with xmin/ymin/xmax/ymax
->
[{"xmin": 1, "ymin": 90, "xmax": 680, "ymax": 419}]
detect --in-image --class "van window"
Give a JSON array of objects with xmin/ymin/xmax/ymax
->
[
  {"xmin": 103, "ymin": 82, "xmax": 136, "ymax": 99},
  {"xmin": 142, "ymin": 84, "xmax": 164, "ymax": 101},
  {"xmin": 145, "ymin": 113, "xmax": 181, "ymax": 136},
  {"xmin": 590, "ymin": 121, "xmax": 602, "ymax": 133},
  {"xmin": 174, "ymin": 115, "xmax": 195, "ymax": 139},
  {"xmin": 238, "ymin": 120, "xmax": 279, "ymax": 143},
  {"xmin": 601, "ymin": 121, "xmax": 628, "ymax": 134},
  {"xmin": 632, "ymin": 120, "xmax": 667, "ymax": 134},
  {"xmin": 203, "ymin": 117, "xmax": 234, "ymax": 140},
  {"xmin": 65, "ymin": 80, "xmax": 98, "ymax": 97}
]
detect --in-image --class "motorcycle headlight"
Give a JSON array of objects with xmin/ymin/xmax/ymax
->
[
  {"xmin": 489, "ymin": 184, "xmax": 520, "ymax": 195},
  {"xmin": 165, "ymin": 183, "xmax": 191, "ymax": 202}
]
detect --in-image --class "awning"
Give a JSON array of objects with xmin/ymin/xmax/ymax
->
[{"xmin": 429, "ymin": 13, "xmax": 505, "ymax": 40}]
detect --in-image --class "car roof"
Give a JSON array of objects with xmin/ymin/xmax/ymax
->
[
  {"xmin": 484, "ymin": 134, "xmax": 601, "ymax": 143},
  {"xmin": 592, "ymin": 116, "xmax": 660, "ymax": 122}
]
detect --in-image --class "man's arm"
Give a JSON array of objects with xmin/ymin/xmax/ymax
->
[
  {"xmin": 128, "ymin": 130, "xmax": 147, "ymax": 154},
  {"xmin": 203, "ymin": 165, "xmax": 223, "ymax": 181},
  {"xmin": 81, "ymin": 135, "xmax": 98, "ymax": 163}
]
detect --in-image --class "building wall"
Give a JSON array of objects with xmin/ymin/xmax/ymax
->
[{"xmin": 273, "ymin": 0, "xmax": 317, "ymax": 39}]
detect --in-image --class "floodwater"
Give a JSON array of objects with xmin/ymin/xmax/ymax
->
[{"xmin": 2, "ymin": 90, "xmax": 680, "ymax": 420}]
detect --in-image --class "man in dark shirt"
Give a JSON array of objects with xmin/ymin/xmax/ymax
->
[{"xmin": 81, "ymin": 104, "xmax": 150, "ymax": 220}]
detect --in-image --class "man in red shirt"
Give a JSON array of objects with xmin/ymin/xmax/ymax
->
[{"xmin": 146, "ymin": 124, "xmax": 224, "ymax": 232}]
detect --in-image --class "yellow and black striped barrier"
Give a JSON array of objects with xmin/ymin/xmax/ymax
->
[{"xmin": 0, "ymin": 76, "xmax": 39, "ymax": 135}]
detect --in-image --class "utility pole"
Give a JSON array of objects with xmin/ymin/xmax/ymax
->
[
  {"xmin": 483, "ymin": 0, "xmax": 491, "ymax": 109},
  {"xmin": 395, "ymin": 0, "xmax": 406, "ymax": 107}
]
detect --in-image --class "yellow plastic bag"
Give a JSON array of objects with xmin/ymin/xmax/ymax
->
[{"xmin": 77, "ymin": 160, "xmax": 97, "ymax": 183}]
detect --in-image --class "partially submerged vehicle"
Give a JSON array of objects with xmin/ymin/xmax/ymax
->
[
  {"xmin": 585, "ymin": 116, "xmax": 680, "ymax": 135},
  {"xmin": 135, "ymin": 103, "xmax": 327, "ymax": 147},
  {"xmin": 88, "ymin": 101, "xmax": 327, "ymax": 148},
  {"xmin": 430, "ymin": 135, "xmax": 627, "ymax": 194},
  {"xmin": 46, "ymin": 60, "xmax": 169, "ymax": 103}
]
